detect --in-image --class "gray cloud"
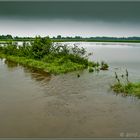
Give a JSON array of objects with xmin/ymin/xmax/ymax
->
[
  {"xmin": 0, "ymin": 1, "xmax": 140, "ymax": 23},
  {"xmin": 0, "ymin": 1, "xmax": 140, "ymax": 37}
]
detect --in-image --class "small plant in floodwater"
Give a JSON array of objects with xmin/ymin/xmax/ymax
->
[
  {"xmin": 77, "ymin": 73, "xmax": 80, "ymax": 78},
  {"xmin": 111, "ymin": 70, "xmax": 140, "ymax": 98},
  {"xmin": 95, "ymin": 67, "xmax": 100, "ymax": 72},
  {"xmin": 88, "ymin": 67, "xmax": 94, "ymax": 73},
  {"xmin": 115, "ymin": 72, "xmax": 120, "ymax": 84},
  {"xmin": 96, "ymin": 62, "xmax": 100, "ymax": 67},
  {"xmin": 100, "ymin": 61, "xmax": 109, "ymax": 70},
  {"xmin": 88, "ymin": 61, "xmax": 99, "ymax": 68},
  {"xmin": 121, "ymin": 74, "xmax": 124, "ymax": 78},
  {"xmin": 126, "ymin": 69, "xmax": 129, "ymax": 83}
]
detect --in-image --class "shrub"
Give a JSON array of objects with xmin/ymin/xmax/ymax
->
[
  {"xmin": 100, "ymin": 61, "xmax": 109, "ymax": 70},
  {"xmin": 89, "ymin": 67, "xmax": 94, "ymax": 73}
]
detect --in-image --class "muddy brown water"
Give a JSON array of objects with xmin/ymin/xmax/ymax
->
[{"xmin": 0, "ymin": 42, "xmax": 140, "ymax": 138}]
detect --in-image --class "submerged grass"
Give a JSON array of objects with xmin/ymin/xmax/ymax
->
[
  {"xmin": 111, "ymin": 82, "xmax": 140, "ymax": 98},
  {"xmin": 111, "ymin": 70, "xmax": 140, "ymax": 98}
]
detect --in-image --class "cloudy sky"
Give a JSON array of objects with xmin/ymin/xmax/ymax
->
[{"xmin": 0, "ymin": 1, "xmax": 140, "ymax": 37}]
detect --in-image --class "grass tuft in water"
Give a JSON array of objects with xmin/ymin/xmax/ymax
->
[
  {"xmin": 100, "ymin": 61, "xmax": 109, "ymax": 70},
  {"xmin": 111, "ymin": 70, "xmax": 140, "ymax": 98},
  {"xmin": 88, "ymin": 67, "xmax": 94, "ymax": 73}
]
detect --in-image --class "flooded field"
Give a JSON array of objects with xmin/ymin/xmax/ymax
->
[{"xmin": 0, "ymin": 42, "xmax": 140, "ymax": 137}]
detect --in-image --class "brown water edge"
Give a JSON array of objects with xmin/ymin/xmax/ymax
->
[{"xmin": 0, "ymin": 58, "xmax": 140, "ymax": 138}]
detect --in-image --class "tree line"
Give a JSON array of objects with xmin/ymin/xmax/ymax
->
[{"xmin": 1, "ymin": 35, "xmax": 140, "ymax": 41}]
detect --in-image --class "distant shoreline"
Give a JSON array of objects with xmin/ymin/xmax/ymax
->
[
  {"xmin": 1, "ymin": 39, "xmax": 140, "ymax": 43},
  {"xmin": 52, "ymin": 39, "xmax": 140, "ymax": 43}
]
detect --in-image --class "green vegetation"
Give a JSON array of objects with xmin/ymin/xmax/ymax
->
[
  {"xmin": 111, "ymin": 82, "xmax": 140, "ymax": 98},
  {"xmin": 111, "ymin": 70, "xmax": 140, "ymax": 98},
  {"xmin": 0, "ymin": 55, "xmax": 86, "ymax": 74},
  {"xmin": 1, "ymin": 34, "xmax": 140, "ymax": 43},
  {"xmin": 0, "ymin": 36, "xmax": 102, "ymax": 74},
  {"xmin": 100, "ymin": 61, "xmax": 109, "ymax": 70},
  {"xmin": 48, "ymin": 36, "xmax": 140, "ymax": 43},
  {"xmin": 87, "ymin": 61, "xmax": 108, "ymax": 73},
  {"xmin": 88, "ymin": 67, "xmax": 94, "ymax": 73}
]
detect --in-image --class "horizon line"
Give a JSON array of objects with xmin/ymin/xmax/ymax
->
[
  {"xmin": 1, "ymin": 35, "xmax": 140, "ymax": 38},
  {"xmin": 0, "ymin": 0, "xmax": 140, "ymax": 2}
]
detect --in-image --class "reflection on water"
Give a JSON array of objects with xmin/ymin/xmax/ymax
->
[
  {"xmin": 4, "ymin": 59, "xmax": 51, "ymax": 85},
  {"xmin": 0, "ymin": 42, "xmax": 140, "ymax": 138},
  {"xmin": 23, "ymin": 67, "xmax": 51, "ymax": 83},
  {"xmin": 4, "ymin": 59, "xmax": 18, "ymax": 69}
]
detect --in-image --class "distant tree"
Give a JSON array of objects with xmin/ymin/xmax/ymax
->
[
  {"xmin": 31, "ymin": 36, "xmax": 52, "ymax": 59},
  {"xmin": 75, "ymin": 36, "xmax": 82, "ymax": 39},
  {"xmin": 57, "ymin": 35, "xmax": 62, "ymax": 39},
  {"xmin": 0, "ymin": 34, "xmax": 13, "ymax": 40}
]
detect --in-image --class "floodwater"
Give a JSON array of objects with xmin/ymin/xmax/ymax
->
[{"xmin": 0, "ymin": 42, "xmax": 140, "ymax": 138}]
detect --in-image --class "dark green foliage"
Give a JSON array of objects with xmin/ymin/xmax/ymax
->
[
  {"xmin": 0, "ymin": 36, "xmax": 110, "ymax": 74},
  {"xmin": 67, "ymin": 54, "xmax": 88, "ymax": 67},
  {"xmin": 18, "ymin": 45, "xmax": 33, "ymax": 58},
  {"xmin": 2, "ymin": 45, "xmax": 17, "ymax": 55},
  {"xmin": 100, "ymin": 61, "xmax": 109, "ymax": 70},
  {"xmin": 57, "ymin": 35, "xmax": 62, "ymax": 39},
  {"xmin": 89, "ymin": 67, "xmax": 94, "ymax": 73},
  {"xmin": 42, "ymin": 54, "xmax": 88, "ymax": 68},
  {"xmin": 0, "ymin": 34, "xmax": 13, "ymax": 40},
  {"xmin": 96, "ymin": 62, "xmax": 100, "ymax": 67},
  {"xmin": 1, "ymin": 34, "xmax": 140, "ymax": 43},
  {"xmin": 31, "ymin": 36, "xmax": 52, "ymax": 59},
  {"xmin": 115, "ymin": 72, "xmax": 120, "ymax": 83},
  {"xmin": 111, "ymin": 71, "xmax": 140, "ymax": 98},
  {"xmin": 126, "ymin": 69, "xmax": 129, "ymax": 83},
  {"xmin": 77, "ymin": 74, "xmax": 80, "ymax": 78},
  {"xmin": 0, "ymin": 46, "xmax": 3, "ymax": 52},
  {"xmin": 111, "ymin": 82, "xmax": 140, "ymax": 98},
  {"xmin": 88, "ymin": 61, "xmax": 100, "ymax": 68},
  {"xmin": 0, "ymin": 36, "xmax": 93, "ymax": 74}
]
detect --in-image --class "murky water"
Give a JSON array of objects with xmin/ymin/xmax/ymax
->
[{"xmin": 0, "ymin": 42, "xmax": 140, "ymax": 138}]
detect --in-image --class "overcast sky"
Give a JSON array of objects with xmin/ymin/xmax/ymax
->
[{"xmin": 0, "ymin": 1, "xmax": 140, "ymax": 37}]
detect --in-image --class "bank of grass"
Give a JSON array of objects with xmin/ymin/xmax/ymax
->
[
  {"xmin": 0, "ymin": 36, "xmax": 92, "ymax": 74},
  {"xmin": 111, "ymin": 82, "xmax": 140, "ymax": 98},
  {"xmin": 0, "ymin": 36, "xmax": 110, "ymax": 74},
  {"xmin": 0, "ymin": 53, "xmax": 5, "ymax": 58},
  {"xmin": 0, "ymin": 54, "xmax": 86, "ymax": 74},
  {"xmin": 111, "ymin": 71, "xmax": 140, "ymax": 98}
]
